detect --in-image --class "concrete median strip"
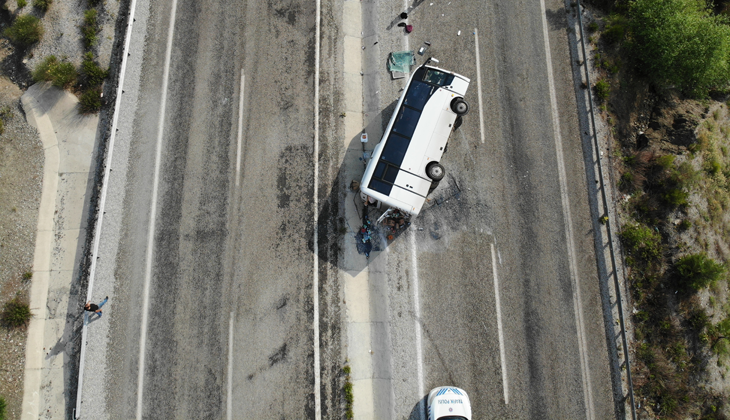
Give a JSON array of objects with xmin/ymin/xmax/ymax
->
[{"xmin": 20, "ymin": 83, "xmax": 99, "ymax": 420}]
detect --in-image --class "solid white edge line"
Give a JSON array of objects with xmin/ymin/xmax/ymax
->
[
  {"xmin": 474, "ymin": 28, "xmax": 485, "ymax": 144},
  {"xmin": 538, "ymin": 1, "xmax": 595, "ymax": 418},
  {"xmin": 136, "ymin": 0, "xmax": 178, "ymax": 418},
  {"xmin": 313, "ymin": 0, "xmax": 321, "ymax": 417},
  {"xmin": 227, "ymin": 312, "xmax": 234, "ymax": 420},
  {"xmin": 235, "ymin": 72, "xmax": 245, "ymax": 188},
  {"xmin": 410, "ymin": 230, "xmax": 424, "ymax": 399},
  {"xmin": 74, "ymin": 0, "xmax": 140, "ymax": 413},
  {"xmin": 490, "ymin": 243, "xmax": 509, "ymax": 405}
]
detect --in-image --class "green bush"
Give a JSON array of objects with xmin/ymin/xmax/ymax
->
[
  {"xmin": 79, "ymin": 88, "xmax": 102, "ymax": 113},
  {"xmin": 595, "ymin": 79, "xmax": 610, "ymax": 100},
  {"xmin": 637, "ymin": 342, "xmax": 655, "ymax": 364},
  {"xmin": 32, "ymin": 56, "xmax": 78, "ymax": 88},
  {"xmin": 656, "ymin": 154, "xmax": 675, "ymax": 169},
  {"xmin": 603, "ymin": 13, "xmax": 628, "ymax": 45},
  {"xmin": 0, "ymin": 395, "xmax": 6, "ymax": 420},
  {"xmin": 676, "ymin": 253, "xmax": 726, "ymax": 291},
  {"xmin": 706, "ymin": 158, "xmax": 722, "ymax": 175},
  {"xmin": 588, "ymin": 21, "xmax": 599, "ymax": 32},
  {"xmin": 603, "ymin": 23, "xmax": 626, "ymax": 44},
  {"xmin": 635, "ymin": 310, "xmax": 650, "ymax": 322},
  {"xmin": 1, "ymin": 297, "xmax": 32, "ymax": 328},
  {"xmin": 629, "ymin": 0, "xmax": 730, "ymax": 95},
  {"xmin": 3, "ymin": 14, "xmax": 43, "ymax": 47},
  {"xmin": 620, "ymin": 171, "xmax": 635, "ymax": 191},
  {"xmin": 620, "ymin": 222, "xmax": 663, "ymax": 262},
  {"xmin": 32, "ymin": 0, "xmax": 51, "ymax": 11},
  {"xmin": 81, "ymin": 9, "xmax": 98, "ymax": 49},
  {"xmin": 81, "ymin": 52, "xmax": 108, "ymax": 88},
  {"xmin": 17, "ymin": 0, "xmax": 27, "ymax": 7},
  {"xmin": 689, "ymin": 308, "xmax": 710, "ymax": 330},
  {"xmin": 663, "ymin": 188, "xmax": 689, "ymax": 208}
]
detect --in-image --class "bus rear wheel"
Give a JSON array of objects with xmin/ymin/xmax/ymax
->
[
  {"xmin": 450, "ymin": 98, "xmax": 469, "ymax": 116},
  {"xmin": 426, "ymin": 162, "xmax": 445, "ymax": 181}
]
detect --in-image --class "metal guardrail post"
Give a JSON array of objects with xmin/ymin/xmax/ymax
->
[{"xmin": 573, "ymin": 2, "xmax": 637, "ymax": 419}]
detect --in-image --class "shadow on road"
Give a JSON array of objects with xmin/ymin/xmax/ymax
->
[
  {"xmin": 310, "ymin": 99, "xmax": 471, "ymax": 275},
  {"xmin": 407, "ymin": 396, "xmax": 427, "ymax": 420}
]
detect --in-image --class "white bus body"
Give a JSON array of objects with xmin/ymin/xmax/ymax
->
[{"xmin": 360, "ymin": 65, "xmax": 470, "ymax": 216}]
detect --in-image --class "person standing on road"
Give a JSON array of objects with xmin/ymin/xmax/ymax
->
[{"xmin": 84, "ymin": 296, "xmax": 108, "ymax": 317}]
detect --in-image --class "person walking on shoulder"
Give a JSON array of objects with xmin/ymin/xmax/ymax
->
[{"xmin": 84, "ymin": 296, "xmax": 108, "ymax": 317}]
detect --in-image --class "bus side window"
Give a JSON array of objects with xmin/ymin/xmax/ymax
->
[{"xmin": 392, "ymin": 107, "xmax": 420, "ymax": 138}]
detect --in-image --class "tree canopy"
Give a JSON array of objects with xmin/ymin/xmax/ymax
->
[{"xmin": 629, "ymin": 0, "xmax": 730, "ymax": 95}]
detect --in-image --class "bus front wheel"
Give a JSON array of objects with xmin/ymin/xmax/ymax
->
[
  {"xmin": 426, "ymin": 162, "xmax": 445, "ymax": 181},
  {"xmin": 450, "ymin": 98, "xmax": 469, "ymax": 116}
]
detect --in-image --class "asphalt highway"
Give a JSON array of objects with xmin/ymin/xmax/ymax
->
[
  {"xmin": 83, "ymin": 0, "xmax": 344, "ymax": 417},
  {"xmin": 79, "ymin": 0, "xmax": 617, "ymax": 418},
  {"xmin": 358, "ymin": 0, "xmax": 615, "ymax": 418}
]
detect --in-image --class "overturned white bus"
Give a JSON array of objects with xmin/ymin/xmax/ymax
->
[{"xmin": 360, "ymin": 64, "xmax": 470, "ymax": 216}]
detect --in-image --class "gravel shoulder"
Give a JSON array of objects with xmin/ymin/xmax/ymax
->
[
  {"xmin": 5, "ymin": 0, "xmax": 120, "ymax": 72},
  {"xmin": 0, "ymin": 75, "xmax": 43, "ymax": 420},
  {"xmin": 0, "ymin": 0, "xmax": 121, "ymax": 417}
]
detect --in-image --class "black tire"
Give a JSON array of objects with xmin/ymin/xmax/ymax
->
[
  {"xmin": 450, "ymin": 98, "xmax": 469, "ymax": 116},
  {"xmin": 426, "ymin": 162, "xmax": 445, "ymax": 181}
]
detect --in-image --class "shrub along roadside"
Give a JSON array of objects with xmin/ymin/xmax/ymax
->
[
  {"xmin": 81, "ymin": 9, "xmax": 99, "ymax": 49},
  {"xmin": 79, "ymin": 88, "xmax": 101, "ymax": 114},
  {"xmin": 80, "ymin": 52, "xmax": 108, "ymax": 88},
  {"xmin": 619, "ymin": 222, "xmax": 662, "ymax": 264},
  {"xmin": 1, "ymin": 297, "xmax": 32, "ymax": 328},
  {"xmin": 342, "ymin": 364, "xmax": 353, "ymax": 419},
  {"xmin": 32, "ymin": 0, "xmax": 51, "ymax": 12},
  {"xmin": 32, "ymin": 55, "xmax": 77, "ymax": 88},
  {"xmin": 675, "ymin": 253, "xmax": 726, "ymax": 291},
  {"xmin": 31, "ymin": 53, "xmax": 108, "ymax": 113},
  {"xmin": 78, "ymin": 53, "xmax": 107, "ymax": 113},
  {"xmin": 595, "ymin": 78, "xmax": 610, "ymax": 100},
  {"xmin": 3, "ymin": 14, "xmax": 43, "ymax": 48}
]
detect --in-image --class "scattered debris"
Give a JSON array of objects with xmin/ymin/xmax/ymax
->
[{"xmin": 388, "ymin": 50, "xmax": 416, "ymax": 78}]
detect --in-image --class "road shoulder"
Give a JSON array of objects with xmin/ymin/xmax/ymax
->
[{"xmin": 21, "ymin": 83, "xmax": 99, "ymax": 420}]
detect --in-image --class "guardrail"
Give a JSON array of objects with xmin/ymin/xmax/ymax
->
[{"xmin": 573, "ymin": 2, "xmax": 637, "ymax": 419}]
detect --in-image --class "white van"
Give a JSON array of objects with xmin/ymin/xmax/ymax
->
[
  {"xmin": 360, "ymin": 64, "xmax": 470, "ymax": 216},
  {"xmin": 427, "ymin": 386, "xmax": 472, "ymax": 420}
]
